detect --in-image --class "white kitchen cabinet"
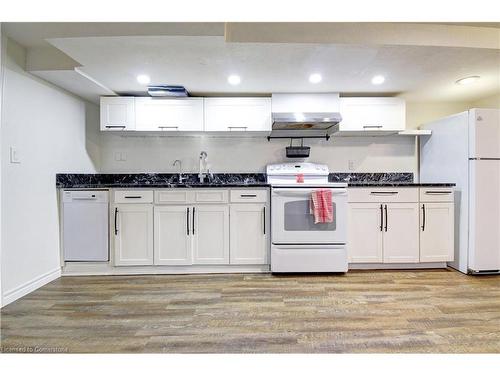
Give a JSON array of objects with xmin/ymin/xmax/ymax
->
[
  {"xmin": 383, "ymin": 203, "xmax": 420, "ymax": 263},
  {"xmin": 154, "ymin": 206, "xmax": 192, "ymax": 265},
  {"xmin": 204, "ymin": 98, "xmax": 272, "ymax": 132},
  {"xmin": 135, "ymin": 97, "xmax": 204, "ymax": 131},
  {"xmin": 230, "ymin": 204, "xmax": 268, "ymax": 264},
  {"xmin": 420, "ymin": 202, "xmax": 454, "ymax": 262},
  {"xmin": 339, "ymin": 97, "xmax": 405, "ymax": 132},
  {"xmin": 347, "ymin": 203, "xmax": 384, "ymax": 263},
  {"xmin": 192, "ymin": 205, "xmax": 230, "ymax": 264},
  {"xmin": 114, "ymin": 204, "xmax": 153, "ymax": 266},
  {"xmin": 100, "ymin": 97, "xmax": 135, "ymax": 131}
]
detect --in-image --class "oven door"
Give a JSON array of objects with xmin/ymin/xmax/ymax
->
[{"xmin": 271, "ymin": 187, "xmax": 347, "ymax": 244}]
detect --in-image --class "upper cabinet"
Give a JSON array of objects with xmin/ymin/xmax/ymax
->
[
  {"xmin": 135, "ymin": 97, "xmax": 204, "ymax": 131},
  {"xmin": 204, "ymin": 98, "xmax": 272, "ymax": 132},
  {"xmin": 339, "ymin": 97, "xmax": 406, "ymax": 132},
  {"xmin": 100, "ymin": 97, "xmax": 136, "ymax": 131}
]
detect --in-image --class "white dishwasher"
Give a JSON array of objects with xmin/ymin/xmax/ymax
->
[{"xmin": 62, "ymin": 190, "xmax": 109, "ymax": 261}]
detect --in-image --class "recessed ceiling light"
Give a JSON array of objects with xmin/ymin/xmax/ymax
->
[
  {"xmin": 371, "ymin": 75, "xmax": 385, "ymax": 85},
  {"xmin": 309, "ymin": 73, "xmax": 322, "ymax": 84},
  {"xmin": 228, "ymin": 74, "xmax": 241, "ymax": 85},
  {"xmin": 456, "ymin": 76, "xmax": 480, "ymax": 85},
  {"xmin": 136, "ymin": 74, "xmax": 151, "ymax": 85}
]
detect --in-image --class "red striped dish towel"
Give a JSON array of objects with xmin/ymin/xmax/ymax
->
[{"xmin": 310, "ymin": 189, "xmax": 333, "ymax": 223}]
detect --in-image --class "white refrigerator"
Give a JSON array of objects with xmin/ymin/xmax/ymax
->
[{"xmin": 420, "ymin": 108, "xmax": 500, "ymax": 274}]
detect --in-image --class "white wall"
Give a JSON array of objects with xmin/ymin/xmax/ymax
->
[
  {"xmin": 0, "ymin": 38, "xmax": 99, "ymax": 306},
  {"xmin": 99, "ymin": 134, "xmax": 417, "ymax": 174},
  {"xmin": 0, "ymin": 25, "xmax": 4, "ymax": 307}
]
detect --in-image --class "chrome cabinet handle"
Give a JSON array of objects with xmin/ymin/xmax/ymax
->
[
  {"xmin": 424, "ymin": 191, "xmax": 452, "ymax": 195},
  {"xmin": 227, "ymin": 126, "xmax": 248, "ymax": 130},
  {"xmin": 421, "ymin": 204, "xmax": 426, "ymax": 231},
  {"xmin": 363, "ymin": 125, "xmax": 383, "ymax": 129},
  {"xmin": 384, "ymin": 205, "xmax": 388, "ymax": 232},
  {"xmin": 370, "ymin": 191, "xmax": 398, "ymax": 195},
  {"xmin": 124, "ymin": 196, "xmax": 142, "ymax": 199},
  {"xmin": 158, "ymin": 126, "xmax": 179, "ymax": 130},
  {"xmin": 105, "ymin": 125, "xmax": 126, "ymax": 129},
  {"xmin": 240, "ymin": 194, "xmax": 257, "ymax": 198},
  {"xmin": 186, "ymin": 207, "xmax": 190, "ymax": 235},
  {"xmin": 114, "ymin": 208, "xmax": 118, "ymax": 235}
]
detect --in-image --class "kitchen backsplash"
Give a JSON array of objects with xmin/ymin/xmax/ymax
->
[{"xmin": 97, "ymin": 133, "xmax": 417, "ymax": 174}]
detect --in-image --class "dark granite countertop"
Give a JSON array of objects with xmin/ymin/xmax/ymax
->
[
  {"xmin": 347, "ymin": 182, "xmax": 456, "ymax": 187},
  {"xmin": 56, "ymin": 173, "xmax": 269, "ymax": 189},
  {"xmin": 56, "ymin": 172, "xmax": 455, "ymax": 189}
]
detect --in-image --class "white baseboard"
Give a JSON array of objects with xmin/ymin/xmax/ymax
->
[
  {"xmin": 1, "ymin": 268, "xmax": 61, "ymax": 307},
  {"xmin": 62, "ymin": 262, "xmax": 270, "ymax": 276},
  {"xmin": 349, "ymin": 262, "xmax": 448, "ymax": 270}
]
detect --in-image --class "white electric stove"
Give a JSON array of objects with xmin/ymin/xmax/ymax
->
[{"xmin": 267, "ymin": 163, "xmax": 348, "ymax": 273}]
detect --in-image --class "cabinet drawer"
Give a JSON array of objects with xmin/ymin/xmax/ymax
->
[
  {"xmin": 230, "ymin": 189, "xmax": 268, "ymax": 203},
  {"xmin": 194, "ymin": 190, "xmax": 228, "ymax": 203},
  {"xmin": 419, "ymin": 188, "xmax": 454, "ymax": 202},
  {"xmin": 155, "ymin": 190, "xmax": 194, "ymax": 204},
  {"xmin": 114, "ymin": 190, "xmax": 153, "ymax": 203},
  {"xmin": 348, "ymin": 188, "xmax": 418, "ymax": 203}
]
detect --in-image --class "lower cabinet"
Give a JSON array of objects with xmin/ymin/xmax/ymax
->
[
  {"xmin": 154, "ymin": 206, "xmax": 192, "ymax": 265},
  {"xmin": 230, "ymin": 204, "xmax": 268, "ymax": 264},
  {"xmin": 347, "ymin": 203, "xmax": 384, "ymax": 263},
  {"xmin": 419, "ymin": 202, "xmax": 454, "ymax": 262},
  {"xmin": 383, "ymin": 203, "xmax": 419, "ymax": 263},
  {"xmin": 112, "ymin": 188, "xmax": 270, "ymax": 268},
  {"xmin": 192, "ymin": 205, "xmax": 230, "ymax": 264},
  {"xmin": 348, "ymin": 187, "xmax": 455, "ymax": 266},
  {"xmin": 348, "ymin": 203, "xmax": 419, "ymax": 263},
  {"xmin": 114, "ymin": 204, "xmax": 154, "ymax": 266}
]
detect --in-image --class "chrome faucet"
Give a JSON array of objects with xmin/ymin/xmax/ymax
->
[
  {"xmin": 173, "ymin": 159, "xmax": 186, "ymax": 183},
  {"xmin": 198, "ymin": 151, "xmax": 209, "ymax": 183}
]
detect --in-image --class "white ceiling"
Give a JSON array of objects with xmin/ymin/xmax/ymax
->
[
  {"xmin": 48, "ymin": 35, "xmax": 500, "ymax": 102},
  {"xmin": 2, "ymin": 23, "xmax": 499, "ymax": 103}
]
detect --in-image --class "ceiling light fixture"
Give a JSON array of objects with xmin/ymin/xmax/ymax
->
[
  {"xmin": 309, "ymin": 73, "xmax": 322, "ymax": 84},
  {"xmin": 371, "ymin": 75, "xmax": 385, "ymax": 85},
  {"xmin": 136, "ymin": 74, "xmax": 151, "ymax": 85},
  {"xmin": 456, "ymin": 76, "xmax": 480, "ymax": 85},
  {"xmin": 228, "ymin": 74, "xmax": 241, "ymax": 85}
]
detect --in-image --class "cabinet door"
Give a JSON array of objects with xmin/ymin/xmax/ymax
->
[
  {"xmin": 192, "ymin": 205, "xmax": 230, "ymax": 264},
  {"xmin": 135, "ymin": 97, "xmax": 204, "ymax": 131},
  {"xmin": 383, "ymin": 203, "xmax": 419, "ymax": 263},
  {"xmin": 339, "ymin": 97, "xmax": 405, "ymax": 132},
  {"xmin": 420, "ymin": 203, "xmax": 454, "ymax": 262},
  {"xmin": 154, "ymin": 206, "xmax": 192, "ymax": 265},
  {"xmin": 114, "ymin": 204, "xmax": 153, "ymax": 265},
  {"xmin": 204, "ymin": 98, "xmax": 272, "ymax": 132},
  {"xmin": 100, "ymin": 97, "xmax": 135, "ymax": 131},
  {"xmin": 230, "ymin": 204, "xmax": 268, "ymax": 264},
  {"xmin": 347, "ymin": 203, "xmax": 384, "ymax": 263}
]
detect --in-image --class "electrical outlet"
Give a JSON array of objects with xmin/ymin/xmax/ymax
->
[
  {"xmin": 10, "ymin": 146, "xmax": 21, "ymax": 163},
  {"xmin": 114, "ymin": 152, "xmax": 121, "ymax": 161},
  {"xmin": 348, "ymin": 160, "xmax": 355, "ymax": 171},
  {"xmin": 120, "ymin": 152, "xmax": 127, "ymax": 161}
]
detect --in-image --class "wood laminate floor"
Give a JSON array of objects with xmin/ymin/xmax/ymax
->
[{"xmin": 1, "ymin": 270, "xmax": 499, "ymax": 353}]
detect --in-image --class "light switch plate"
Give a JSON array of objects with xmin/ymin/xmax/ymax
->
[{"xmin": 10, "ymin": 146, "xmax": 21, "ymax": 163}]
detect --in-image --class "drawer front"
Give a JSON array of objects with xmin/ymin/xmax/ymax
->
[
  {"xmin": 194, "ymin": 190, "xmax": 228, "ymax": 203},
  {"xmin": 230, "ymin": 189, "xmax": 268, "ymax": 203},
  {"xmin": 114, "ymin": 190, "xmax": 154, "ymax": 204},
  {"xmin": 155, "ymin": 190, "xmax": 194, "ymax": 204},
  {"xmin": 420, "ymin": 187, "xmax": 454, "ymax": 202},
  {"xmin": 348, "ymin": 188, "xmax": 418, "ymax": 203}
]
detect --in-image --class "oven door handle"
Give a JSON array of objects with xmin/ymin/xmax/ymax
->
[{"xmin": 273, "ymin": 189, "xmax": 347, "ymax": 196}]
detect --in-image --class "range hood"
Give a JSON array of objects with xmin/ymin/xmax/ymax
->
[{"xmin": 271, "ymin": 93, "xmax": 342, "ymax": 138}]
